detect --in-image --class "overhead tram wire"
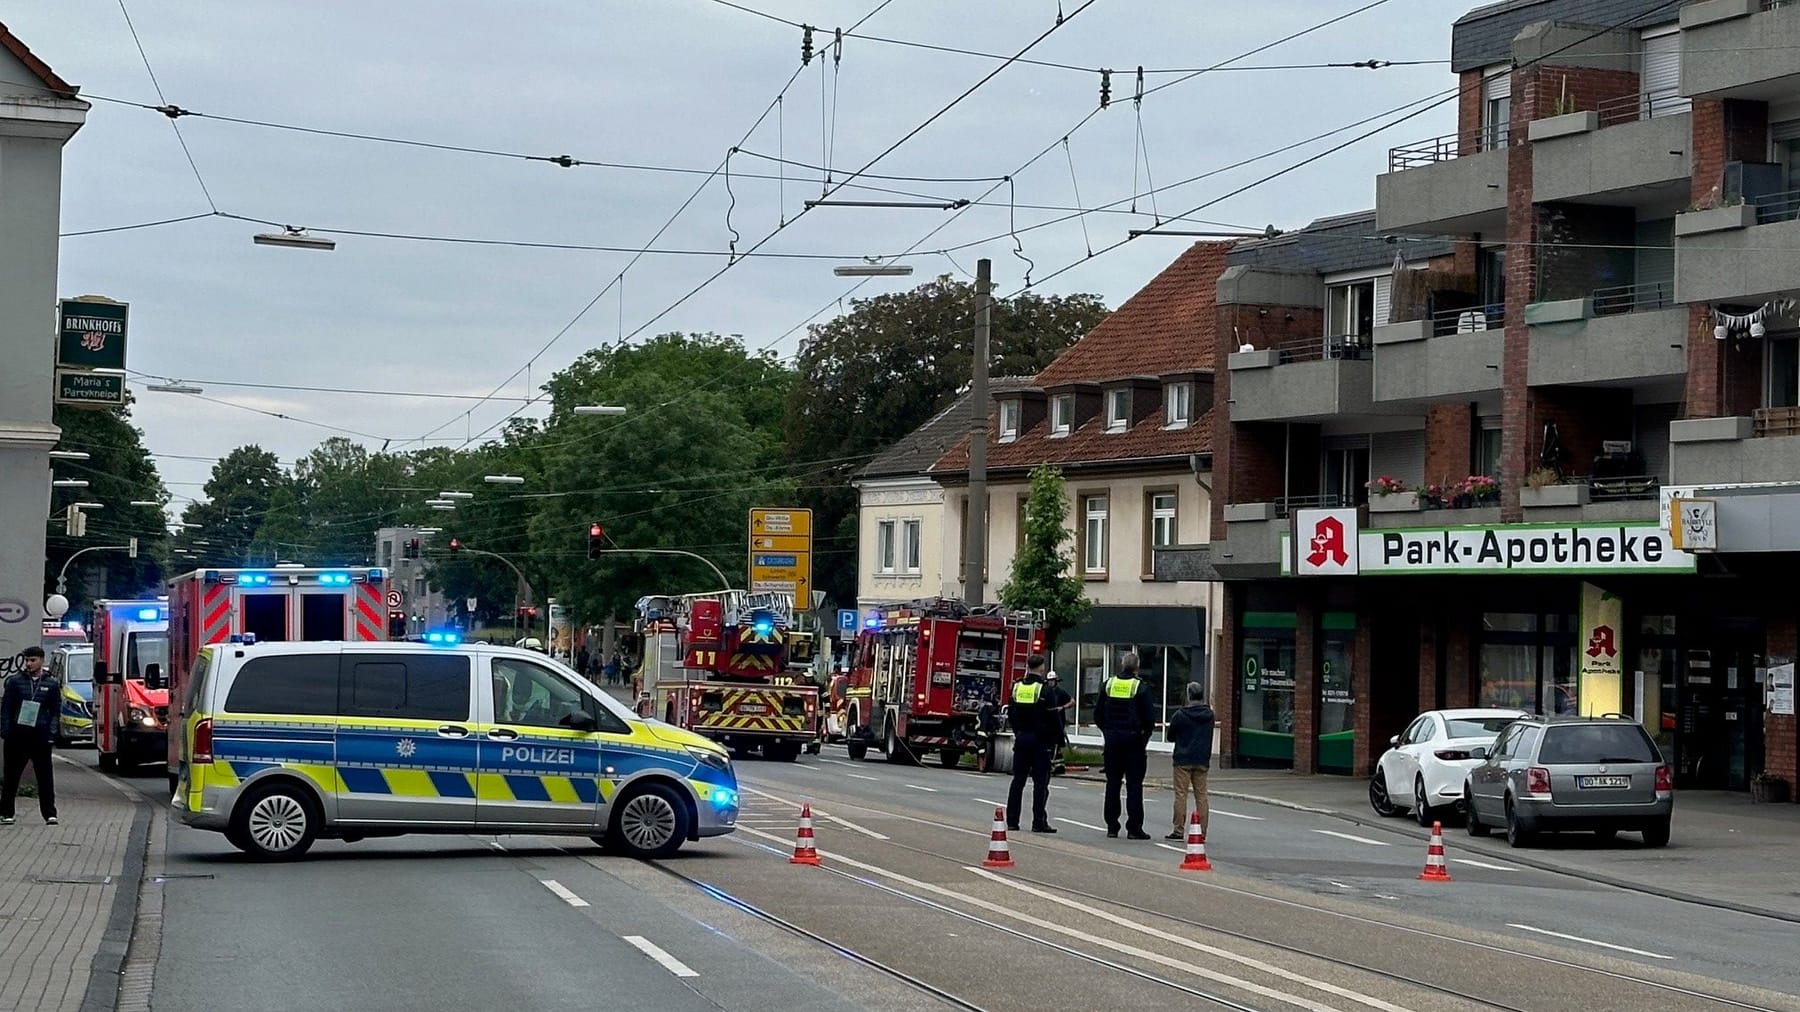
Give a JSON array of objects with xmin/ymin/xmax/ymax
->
[
  {"xmin": 116, "ymin": 0, "xmax": 217, "ymax": 214},
  {"xmin": 1002, "ymin": 0, "xmax": 1693, "ymax": 298}
]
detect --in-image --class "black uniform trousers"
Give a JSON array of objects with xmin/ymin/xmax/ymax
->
[
  {"xmin": 1, "ymin": 733, "xmax": 56, "ymax": 820},
  {"xmin": 1006, "ymin": 734, "xmax": 1052, "ymax": 829},
  {"xmin": 1102, "ymin": 736, "xmax": 1148, "ymax": 833}
]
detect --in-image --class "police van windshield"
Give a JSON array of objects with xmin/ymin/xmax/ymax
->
[
  {"xmin": 61, "ymin": 651, "xmax": 95, "ymax": 684},
  {"xmin": 127, "ymin": 632, "xmax": 170, "ymax": 680}
]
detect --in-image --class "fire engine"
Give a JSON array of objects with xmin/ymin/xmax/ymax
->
[
  {"xmin": 164, "ymin": 567, "xmax": 390, "ymax": 789},
  {"xmin": 636, "ymin": 591, "xmax": 821, "ymax": 761},
  {"xmin": 93, "ymin": 600, "xmax": 170, "ymax": 772},
  {"xmin": 845, "ymin": 599, "xmax": 1043, "ymax": 769}
]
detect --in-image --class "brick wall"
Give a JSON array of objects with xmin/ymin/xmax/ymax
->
[
  {"xmin": 1223, "ymin": 303, "xmax": 1326, "ymax": 360},
  {"xmin": 1529, "ymin": 386, "xmax": 1633, "ymax": 476},
  {"xmin": 1418, "ymin": 617, "xmax": 1438, "ymax": 711},
  {"xmin": 1725, "ymin": 337, "xmax": 1765, "ymax": 419},
  {"xmin": 1533, "ymin": 66, "xmax": 1637, "ymax": 123},
  {"xmin": 1352, "ymin": 618, "xmax": 1375, "ymax": 777},
  {"xmin": 1425, "ymin": 403, "xmax": 1474, "ymax": 485},
  {"xmin": 1536, "ymin": 202, "xmax": 1635, "ymax": 302},
  {"xmin": 1500, "ymin": 65, "xmax": 1542, "ymax": 520},
  {"xmin": 1768, "ymin": 618, "xmax": 1797, "ymax": 801},
  {"xmin": 1213, "ymin": 303, "xmax": 1329, "ymax": 537},
  {"xmin": 1391, "ymin": 266, "xmax": 1476, "ymax": 324},
  {"xmin": 1216, "ymin": 582, "xmax": 1239, "ymax": 766},
  {"xmin": 1294, "ymin": 596, "xmax": 1319, "ymax": 775},
  {"xmin": 1446, "ymin": 617, "xmax": 1474, "ymax": 709},
  {"xmin": 1457, "ymin": 70, "xmax": 1483, "ymax": 155},
  {"xmin": 1687, "ymin": 99, "xmax": 1772, "ymax": 418}
]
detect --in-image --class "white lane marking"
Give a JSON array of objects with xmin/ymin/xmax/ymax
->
[
  {"xmin": 1329, "ymin": 881, "xmax": 1353, "ymax": 890},
  {"xmin": 824, "ymin": 814, "xmax": 891, "ymax": 841},
  {"xmin": 1155, "ymin": 843, "xmax": 1186, "ymax": 854},
  {"xmin": 489, "ymin": 841, "xmax": 507, "ymax": 851},
  {"xmin": 731, "ymin": 786, "xmax": 891, "ymax": 840},
  {"xmin": 905, "ymin": 784, "xmax": 938, "ymax": 793},
  {"xmin": 975, "ymin": 799, "xmax": 1004, "ymax": 809},
  {"xmin": 1455, "ymin": 858, "xmax": 1518, "ymax": 872},
  {"xmin": 540, "ymin": 880, "xmax": 589, "ymax": 908},
  {"xmin": 738, "ymin": 784, "xmax": 985, "ymax": 837},
  {"xmin": 1313, "ymin": 829, "xmax": 1391, "ymax": 847},
  {"xmin": 1211, "ymin": 809, "xmax": 1264, "ymax": 821},
  {"xmin": 954, "ymin": 772, "xmax": 988, "ymax": 780},
  {"xmin": 622, "ymin": 935, "xmax": 700, "ymax": 978},
  {"xmin": 975, "ymin": 870, "xmax": 1411, "ymax": 1012},
  {"xmin": 733, "ymin": 826, "xmax": 1338, "ymax": 1012},
  {"xmin": 1049, "ymin": 784, "xmax": 1068, "ymax": 790},
  {"xmin": 1055, "ymin": 817, "xmax": 1107, "ymax": 832},
  {"xmin": 845, "ymin": 773, "xmax": 880, "ymax": 781},
  {"xmin": 819, "ymin": 758, "xmax": 859, "ymax": 767},
  {"xmin": 1507, "ymin": 923, "xmax": 1672, "ymax": 960}
]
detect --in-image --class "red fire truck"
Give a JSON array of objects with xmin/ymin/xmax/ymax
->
[
  {"xmin": 845, "ymin": 599, "xmax": 1043, "ymax": 769},
  {"xmin": 93, "ymin": 599, "xmax": 170, "ymax": 772},
  {"xmin": 164, "ymin": 567, "xmax": 390, "ymax": 789},
  {"xmin": 637, "ymin": 591, "xmax": 821, "ymax": 761}
]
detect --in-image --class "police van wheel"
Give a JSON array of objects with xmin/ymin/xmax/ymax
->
[
  {"xmin": 232, "ymin": 783, "xmax": 320, "ymax": 861},
  {"xmin": 607, "ymin": 783, "xmax": 689, "ymax": 859}
]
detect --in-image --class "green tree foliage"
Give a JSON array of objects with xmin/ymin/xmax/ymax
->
[
  {"xmin": 256, "ymin": 438, "xmax": 411, "ymax": 565},
  {"xmin": 784, "ymin": 277, "xmax": 1107, "ymax": 604},
  {"xmin": 419, "ymin": 430, "xmax": 545, "ymax": 624},
  {"xmin": 173, "ymin": 446, "xmax": 288, "ymax": 567},
  {"xmin": 44, "ymin": 402, "xmax": 169, "ymax": 606},
  {"xmin": 998, "ymin": 465, "xmax": 1090, "ymax": 651}
]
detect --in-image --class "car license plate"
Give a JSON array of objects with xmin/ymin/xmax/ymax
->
[
  {"xmin": 737, "ymin": 703, "xmax": 769, "ymax": 715},
  {"xmin": 1578, "ymin": 775, "xmax": 1629, "ymax": 789}
]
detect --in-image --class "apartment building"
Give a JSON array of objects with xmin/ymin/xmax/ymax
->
[
  {"xmin": 374, "ymin": 527, "xmax": 454, "ymax": 635},
  {"xmin": 1157, "ymin": 0, "xmax": 1800, "ymax": 796},
  {"xmin": 930, "ymin": 242, "xmax": 1227, "ymax": 749}
]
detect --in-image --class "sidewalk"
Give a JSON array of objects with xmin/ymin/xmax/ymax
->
[
  {"xmin": 0, "ymin": 756, "xmax": 150, "ymax": 1012},
  {"xmin": 1075, "ymin": 765, "xmax": 1800, "ymax": 922}
]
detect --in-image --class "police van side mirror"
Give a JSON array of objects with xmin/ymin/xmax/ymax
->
[{"xmin": 563, "ymin": 710, "xmax": 598, "ymax": 733}]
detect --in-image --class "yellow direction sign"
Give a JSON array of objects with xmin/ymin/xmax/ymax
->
[{"xmin": 749, "ymin": 508, "xmax": 813, "ymax": 599}]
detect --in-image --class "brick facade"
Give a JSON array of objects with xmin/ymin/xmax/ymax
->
[
  {"xmin": 1533, "ymin": 66, "xmax": 1637, "ymax": 122},
  {"xmin": 1293, "ymin": 596, "xmax": 1319, "ymax": 775},
  {"xmin": 1351, "ymin": 618, "xmax": 1375, "ymax": 776},
  {"xmin": 1499, "ymin": 65, "xmax": 1543, "ymax": 520},
  {"xmin": 1687, "ymin": 99, "xmax": 1772, "ymax": 418},
  {"xmin": 1424, "ymin": 404, "xmax": 1474, "ymax": 486},
  {"xmin": 1215, "ymin": 581, "xmax": 1240, "ymax": 766},
  {"xmin": 1768, "ymin": 619, "xmax": 1798, "ymax": 800}
]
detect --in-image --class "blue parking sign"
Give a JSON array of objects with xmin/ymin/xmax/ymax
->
[{"xmin": 837, "ymin": 609, "xmax": 857, "ymax": 632}]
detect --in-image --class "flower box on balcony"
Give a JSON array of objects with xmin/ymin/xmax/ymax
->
[
  {"xmin": 1368, "ymin": 491, "xmax": 1421, "ymax": 513},
  {"xmin": 1527, "ymin": 111, "xmax": 1599, "ymax": 142},
  {"xmin": 1521, "ymin": 483, "xmax": 1590, "ymax": 508},
  {"xmin": 1675, "ymin": 203, "xmax": 1757, "ymax": 237}
]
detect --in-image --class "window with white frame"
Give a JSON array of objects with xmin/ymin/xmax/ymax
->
[
  {"xmin": 1326, "ymin": 280, "xmax": 1376, "ymax": 345},
  {"xmin": 1480, "ymin": 63, "xmax": 1511, "ymax": 151},
  {"xmin": 1082, "ymin": 495, "xmax": 1109, "ymax": 574},
  {"xmin": 1150, "ymin": 491, "xmax": 1178, "ymax": 549},
  {"xmin": 998, "ymin": 399, "xmax": 1021, "ymax": 442},
  {"xmin": 1164, "ymin": 381, "xmax": 1192, "ymax": 428},
  {"xmin": 876, "ymin": 520, "xmax": 897, "ymax": 574},
  {"xmin": 1051, "ymin": 394, "xmax": 1074, "ymax": 436},
  {"xmin": 902, "ymin": 519, "xmax": 922, "ymax": 574},
  {"xmin": 1105, "ymin": 389, "xmax": 1129, "ymax": 431}
]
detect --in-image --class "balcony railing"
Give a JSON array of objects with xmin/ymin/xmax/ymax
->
[
  {"xmin": 1388, "ymin": 124, "xmax": 1509, "ymax": 172},
  {"xmin": 1430, "ymin": 305, "xmax": 1505, "ymax": 336},
  {"xmin": 1751, "ymin": 188, "xmax": 1800, "ymax": 224},
  {"xmin": 1591, "ymin": 278, "xmax": 1674, "ymax": 317},
  {"xmin": 1763, "ymin": 0, "xmax": 1795, "ymax": 11},
  {"xmin": 1754, "ymin": 406, "xmax": 1800, "ymax": 437},
  {"xmin": 1587, "ymin": 475, "xmax": 1661, "ymax": 502},
  {"xmin": 1273, "ymin": 494, "xmax": 1351, "ymax": 518},
  {"xmin": 1532, "ymin": 85, "xmax": 1688, "ymax": 129}
]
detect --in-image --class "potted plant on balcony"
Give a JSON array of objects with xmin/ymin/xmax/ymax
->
[
  {"xmin": 1365, "ymin": 475, "xmax": 1420, "ymax": 513},
  {"xmin": 1420, "ymin": 484, "xmax": 1448, "ymax": 510},
  {"xmin": 1454, "ymin": 474, "xmax": 1499, "ymax": 509},
  {"xmin": 1521, "ymin": 467, "xmax": 1590, "ymax": 508},
  {"xmin": 1751, "ymin": 772, "xmax": 1790, "ymax": 805}
]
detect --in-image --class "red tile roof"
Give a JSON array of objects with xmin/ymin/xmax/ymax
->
[
  {"xmin": 1032, "ymin": 241, "xmax": 1231, "ymax": 387},
  {"xmin": 0, "ymin": 22, "xmax": 76, "ymax": 96},
  {"xmin": 932, "ymin": 241, "xmax": 1229, "ymax": 477}
]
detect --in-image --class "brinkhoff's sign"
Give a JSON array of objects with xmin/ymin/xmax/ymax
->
[{"xmin": 1284, "ymin": 509, "xmax": 1695, "ymax": 576}]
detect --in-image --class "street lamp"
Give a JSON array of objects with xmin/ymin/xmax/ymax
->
[
  {"xmin": 47, "ymin": 450, "xmax": 90, "ymax": 461},
  {"xmin": 73, "ymin": 502, "xmax": 103, "ymax": 510},
  {"xmin": 431, "ymin": 504, "xmax": 457, "ymax": 511},
  {"xmin": 129, "ymin": 500, "xmax": 160, "ymax": 507},
  {"xmin": 146, "ymin": 381, "xmax": 204, "ymax": 394},
  {"xmin": 484, "ymin": 475, "xmax": 525, "ymax": 485},
  {"xmin": 573, "ymin": 405, "xmax": 628, "ymax": 416},
  {"xmin": 832, "ymin": 264, "xmax": 914, "ymax": 277},
  {"xmin": 425, "ymin": 498, "xmax": 455, "ymax": 506},
  {"xmin": 52, "ymin": 479, "xmax": 88, "ymax": 488},
  {"xmin": 253, "ymin": 226, "xmax": 336, "ymax": 251},
  {"xmin": 439, "ymin": 491, "xmax": 475, "ymax": 500}
]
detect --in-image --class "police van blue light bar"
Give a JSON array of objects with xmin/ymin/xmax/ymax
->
[
  {"xmin": 424, "ymin": 630, "xmax": 461, "ymax": 646},
  {"xmin": 134, "ymin": 607, "xmax": 162, "ymax": 622},
  {"xmin": 240, "ymin": 573, "xmax": 271, "ymax": 587},
  {"xmin": 318, "ymin": 572, "xmax": 352, "ymax": 586}
]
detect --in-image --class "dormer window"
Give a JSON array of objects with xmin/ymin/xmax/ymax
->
[
  {"xmin": 1051, "ymin": 395, "xmax": 1074, "ymax": 436},
  {"xmin": 1164, "ymin": 381, "xmax": 1192, "ymax": 428},
  {"xmin": 998, "ymin": 399, "xmax": 1021, "ymax": 442},
  {"xmin": 1105, "ymin": 389, "xmax": 1129, "ymax": 432}
]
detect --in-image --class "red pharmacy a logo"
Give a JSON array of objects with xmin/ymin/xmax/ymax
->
[{"xmin": 1307, "ymin": 516, "xmax": 1349, "ymax": 568}]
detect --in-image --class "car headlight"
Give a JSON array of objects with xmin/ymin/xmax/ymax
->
[
  {"xmin": 686, "ymin": 746, "xmax": 731, "ymax": 773},
  {"xmin": 129, "ymin": 706, "xmax": 159, "ymax": 728}
]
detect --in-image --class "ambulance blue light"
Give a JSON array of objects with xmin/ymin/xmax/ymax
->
[
  {"xmin": 318, "ymin": 572, "xmax": 351, "ymax": 586},
  {"xmin": 425, "ymin": 630, "xmax": 461, "ymax": 646},
  {"xmin": 367, "ymin": 568, "xmax": 385, "ymax": 583},
  {"xmin": 752, "ymin": 619, "xmax": 774, "ymax": 635},
  {"xmin": 135, "ymin": 608, "xmax": 160, "ymax": 621},
  {"xmin": 241, "ymin": 573, "xmax": 270, "ymax": 587}
]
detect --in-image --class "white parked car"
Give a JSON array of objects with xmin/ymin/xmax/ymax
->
[{"xmin": 1370, "ymin": 708, "xmax": 1527, "ymax": 826}]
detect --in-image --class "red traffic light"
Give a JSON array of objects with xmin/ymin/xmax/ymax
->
[
  {"xmin": 589, "ymin": 523, "xmax": 603, "ymax": 538},
  {"xmin": 449, "ymin": 538, "xmax": 462, "ymax": 552}
]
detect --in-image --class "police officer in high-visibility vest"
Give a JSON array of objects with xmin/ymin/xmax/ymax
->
[
  {"xmin": 1094, "ymin": 651, "xmax": 1156, "ymax": 839},
  {"xmin": 1004, "ymin": 655, "xmax": 1057, "ymax": 833}
]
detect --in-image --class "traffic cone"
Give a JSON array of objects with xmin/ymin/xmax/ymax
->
[
  {"xmin": 1418, "ymin": 820, "xmax": 1452, "ymax": 882},
  {"xmin": 1178, "ymin": 812, "xmax": 1212, "ymax": 872},
  {"xmin": 981, "ymin": 806, "xmax": 1015, "ymax": 869},
  {"xmin": 789, "ymin": 802, "xmax": 821, "ymax": 866}
]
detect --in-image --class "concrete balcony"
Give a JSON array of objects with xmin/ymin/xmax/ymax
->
[
  {"xmin": 1377, "ymin": 128, "xmax": 1509, "ymax": 235},
  {"xmin": 1228, "ymin": 349, "xmax": 1376, "ymax": 423},
  {"xmin": 1370, "ymin": 315, "xmax": 1503, "ymax": 404},
  {"xmin": 1213, "ymin": 504, "xmax": 1288, "ymax": 579},
  {"xmin": 1675, "ymin": 204, "xmax": 1800, "ymax": 305},
  {"xmin": 1528, "ymin": 108, "xmax": 1692, "ymax": 206},
  {"xmin": 1680, "ymin": 0, "xmax": 1800, "ymax": 102},
  {"xmin": 1670, "ymin": 412, "xmax": 1800, "ymax": 485},
  {"xmin": 1526, "ymin": 294, "xmax": 1688, "ymax": 388}
]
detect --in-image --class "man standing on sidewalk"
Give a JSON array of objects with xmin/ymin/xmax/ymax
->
[
  {"xmin": 1, "ymin": 647, "xmax": 60, "ymax": 825},
  {"xmin": 1166, "ymin": 681, "xmax": 1215, "ymax": 840},
  {"xmin": 1095, "ymin": 651, "xmax": 1155, "ymax": 840}
]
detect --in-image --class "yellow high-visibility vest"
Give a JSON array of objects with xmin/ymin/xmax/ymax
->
[
  {"xmin": 1012, "ymin": 682, "xmax": 1042, "ymax": 704},
  {"xmin": 1105, "ymin": 677, "xmax": 1140, "ymax": 699}
]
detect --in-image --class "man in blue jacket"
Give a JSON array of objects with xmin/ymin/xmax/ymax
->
[
  {"xmin": 1165, "ymin": 682, "xmax": 1216, "ymax": 840},
  {"xmin": 2, "ymin": 647, "xmax": 61, "ymax": 825}
]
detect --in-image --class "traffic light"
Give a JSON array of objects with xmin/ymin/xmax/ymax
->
[
  {"xmin": 404, "ymin": 538, "xmax": 420, "ymax": 559},
  {"xmin": 448, "ymin": 538, "xmax": 463, "ymax": 554},
  {"xmin": 587, "ymin": 523, "xmax": 604, "ymax": 560}
]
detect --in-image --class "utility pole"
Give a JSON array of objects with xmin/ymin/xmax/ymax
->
[{"xmin": 963, "ymin": 258, "xmax": 992, "ymax": 606}]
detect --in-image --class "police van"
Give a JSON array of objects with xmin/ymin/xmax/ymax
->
[{"xmin": 174, "ymin": 638, "xmax": 739, "ymax": 860}]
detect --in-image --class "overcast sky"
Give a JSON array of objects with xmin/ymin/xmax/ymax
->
[{"xmin": 14, "ymin": 0, "xmax": 1456, "ymax": 509}]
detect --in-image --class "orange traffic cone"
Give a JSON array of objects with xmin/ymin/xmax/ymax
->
[
  {"xmin": 982, "ymin": 806, "xmax": 1015, "ymax": 869},
  {"xmin": 790, "ymin": 802, "xmax": 821, "ymax": 866},
  {"xmin": 1418, "ymin": 820, "xmax": 1452, "ymax": 882},
  {"xmin": 1179, "ymin": 812, "xmax": 1212, "ymax": 872}
]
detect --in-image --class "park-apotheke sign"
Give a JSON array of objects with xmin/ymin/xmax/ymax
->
[{"xmin": 1283, "ymin": 509, "xmax": 1695, "ymax": 576}]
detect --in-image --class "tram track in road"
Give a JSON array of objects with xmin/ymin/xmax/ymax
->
[
  {"xmin": 734, "ymin": 779, "xmax": 1794, "ymax": 1012},
  {"xmin": 649, "ymin": 846, "xmax": 1271, "ymax": 1012}
]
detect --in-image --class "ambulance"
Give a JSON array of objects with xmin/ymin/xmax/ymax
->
[
  {"xmin": 164, "ymin": 567, "xmax": 389, "ymax": 792},
  {"xmin": 93, "ymin": 600, "xmax": 171, "ymax": 771}
]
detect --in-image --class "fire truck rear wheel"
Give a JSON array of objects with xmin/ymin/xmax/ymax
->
[{"xmin": 883, "ymin": 724, "xmax": 916, "ymax": 766}]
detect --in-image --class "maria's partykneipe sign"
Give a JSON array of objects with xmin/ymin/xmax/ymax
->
[{"xmin": 1284, "ymin": 512, "xmax": 1695, "ymax": 576}]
